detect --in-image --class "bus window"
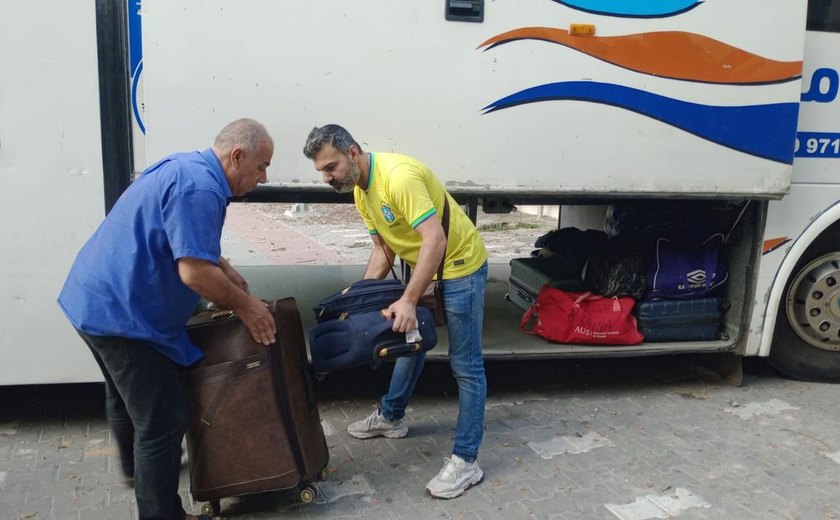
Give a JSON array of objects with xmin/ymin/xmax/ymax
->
[{"xmin": 808, "ymin": 0, "xmax": 840, "ymax": 32}]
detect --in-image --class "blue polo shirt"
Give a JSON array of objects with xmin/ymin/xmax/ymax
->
[{"xmin": 58, "ymin": 148, "xmax": 231, "ymax": 366}]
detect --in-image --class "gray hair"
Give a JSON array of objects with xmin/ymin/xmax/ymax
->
[
  {"xmin": 214, "ymin": 118, "xmax": 271, "ymax": 154},
  {"xmin": 303, "ymin": 124, "xmax": 362, "ymax": 159}
]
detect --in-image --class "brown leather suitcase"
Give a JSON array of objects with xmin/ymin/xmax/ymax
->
[{"xmin": 185, "ymin": 298, "xmax": 329, "ymax": 516}]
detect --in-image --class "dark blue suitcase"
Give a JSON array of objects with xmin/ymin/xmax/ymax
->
[
  {"xmin": 313, "ymin": 279, "xmax": 406, "ymax": 322},
  {"xmin": 308, "ymin": 306, "xmax": 438, "ymax": 375},
  {"xmin": 636, "ymin": 297, "xmax": 728, "ymax": 342}
]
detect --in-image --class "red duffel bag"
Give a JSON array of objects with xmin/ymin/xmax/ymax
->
[{"xmin": 519, "ymin": 287, "xmax": 644, "ymax": 345}]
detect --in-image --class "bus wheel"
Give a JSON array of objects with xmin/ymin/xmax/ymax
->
[{"xmin": 770, "ymin": 249, "xmax": 840, "ymax": 382}]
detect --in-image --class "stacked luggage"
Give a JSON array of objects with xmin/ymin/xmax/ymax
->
[
  {"xmin": 507, "ymin": 257, "xmax": 585, "ymax": 311},
  {"xmin": 507, "ymin": 227, "xmax": 600, "ymax": 311},
  {"xmin": 510, "ymin": 202, "xmax": 744, "ymax": 344},
  {"xmin": 185, "ymin": 298, "xmax": 329, "ymax": 516},
  {"xmin": 636, "ymin": 297, "xmax": 730, "ymax": 342}
]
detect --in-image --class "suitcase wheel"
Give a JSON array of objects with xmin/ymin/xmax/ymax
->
[
  {"xmin": 300, "ymin": 486, "xmax": 317, "ymax": 504},
  {"xmin": 319, "ymin": 467, "xmax": 330, "ymax": 481},
  {"xmin": 201, "ymin": 500, "xmax": 221, "ymax": 517}
]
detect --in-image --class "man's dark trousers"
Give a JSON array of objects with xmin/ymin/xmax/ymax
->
[{"xmin": 78, "ymin": 331, "xmax": 191, "ymax": 520}]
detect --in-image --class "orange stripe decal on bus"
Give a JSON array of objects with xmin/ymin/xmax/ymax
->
[
  {"xmin": 478, "ymin": 28, "xmax": 802, "ymax": 85},
  {"xmin": 763, "ymin": 237, "xmax": 791, "ymax": 255}
]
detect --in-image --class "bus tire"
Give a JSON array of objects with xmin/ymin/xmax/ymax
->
[{"xmin": 769, "ymin": 229, "xmax": 840, "ymax": 382}]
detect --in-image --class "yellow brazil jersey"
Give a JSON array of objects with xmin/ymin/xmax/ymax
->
[{"xmin": 354, "ymin": 153, "xmax": 487, "ymax": 280}]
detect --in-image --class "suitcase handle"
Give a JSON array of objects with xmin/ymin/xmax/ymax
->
[
  {"xmin": 375, "ymin": 342, "xmax": 422, "ymax": 358},
  {"xmin": 210, "ymin": 310, "xmax": 235, "ymax": 320},
  {"xmin": 371, "ymin": 340, "xmax": 423, "ymax": 369}
]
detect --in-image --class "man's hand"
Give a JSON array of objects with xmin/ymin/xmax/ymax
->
[
  {"xmin": 235, "ymin": 296, "xmax": 276, "ymax": 346},
  {"xmin": 178, "ymin": 257, "xmax": 274, "ymax": 345},
  {"xmin": 380, "ymin": 214, "xmax": 445, "ymax": 333},
  {"xmin": 386, "ymin": 297, "xmax": 419, "ymax": 333}
]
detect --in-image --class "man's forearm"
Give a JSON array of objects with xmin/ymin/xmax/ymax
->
[
  {"xmin": 178, "ymin": 257, "xmax": 276, "ymax": 345},
  {"xmin": 178, "ymin": 259, "xmax": 250, "ymax": 311},
  {"xmin": 364, "ymin": 242, "xmax": 394, "ymax": 279}
]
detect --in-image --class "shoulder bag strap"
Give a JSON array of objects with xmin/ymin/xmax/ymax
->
[
  {"xmin": 437, "ymin": 197, "xmax": 450, "ymax": 281},
  {"xmin": 519, "ymin": 303, "xmax": 539, "ymax": 334},
  {"xmin": 373, "ymin": 229, "xmax": 400, "ymax": 280}
]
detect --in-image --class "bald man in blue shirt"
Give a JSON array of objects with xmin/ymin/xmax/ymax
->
[{"xmin": 58, "ymin": 118, "xmax": 275, "ymax": 520}]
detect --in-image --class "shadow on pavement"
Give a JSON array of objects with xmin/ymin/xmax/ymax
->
[
  {"xmin": 313, "ymin": 354, "xmax": 784, "ymax": 401},
  {"xmin": 0, "ymin": 355, "xmax": 784, "ymax": 422}
]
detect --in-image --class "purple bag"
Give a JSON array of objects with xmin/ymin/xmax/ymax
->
[{"xmin": 646, "ymin": 233, "xmax": 728, "ymax": 299}]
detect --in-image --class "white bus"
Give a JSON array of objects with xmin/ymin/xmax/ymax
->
[
  {"xmin": 1, "ymin": 0, "xmax": 838, "ymax": 385},
  {"xmin": 761, "ymin": 2, "xmax": 840, "ymax": 380}
]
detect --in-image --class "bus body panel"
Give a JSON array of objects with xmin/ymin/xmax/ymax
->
[
  {"xmin": 0, "ymin": 1, "xmax": 106, "ymax": 384},
  {"xmin": 140, "ymin": 0, "xmax": 805, "ymax": 198},
  {"xmin": 748, "ymin": 30, "xmax": 840, "ymax": 358},
  {"xmin": 5, "ymin": 1, "xmax": 840, "ymax": 385}
]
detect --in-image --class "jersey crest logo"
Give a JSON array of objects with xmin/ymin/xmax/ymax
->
[{"xmin": 381, "ymin": 203, "xmax": 396, "ymax": 223}]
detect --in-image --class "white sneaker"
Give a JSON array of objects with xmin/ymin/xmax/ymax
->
[
  {"xmin": 425, "ymin": 455, "xmax": 484, "ymax": 499},
  {"xmin": 347, "ymin": 408, "xmax": 408, "ymax": 439}
]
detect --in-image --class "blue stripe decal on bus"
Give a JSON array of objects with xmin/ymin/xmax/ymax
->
[
  {"xmin": 128, "ymin": 1, "xmax": 145, "ymax": 134},
  {"xmin": 550, "ymin": 0, "xmax": 702, "ymax": 18},
  {"xmin": 483, "ymin": 81, "xmax": 799, "ymax": 164}
]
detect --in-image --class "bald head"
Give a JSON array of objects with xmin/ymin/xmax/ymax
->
[
  {"xmin": 212, "ymin": 118, "xmax": 274, "ymax": 197},
  {"xmin": 213, "ymin": 118, "xmax": 272, "ymax": 156}
]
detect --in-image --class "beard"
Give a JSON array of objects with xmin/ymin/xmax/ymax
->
[{"xmin": 330, "ymin": 158, "xmax": 362, "ymax": 193}]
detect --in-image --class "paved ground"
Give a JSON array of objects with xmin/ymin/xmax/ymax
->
[
  {"xmin": 6, "ymin": 204, "xmax": 840, "ymax": 519},
  {"xmin": 3, "ymin": 357, "xmax": 840, "ymax": 520}
]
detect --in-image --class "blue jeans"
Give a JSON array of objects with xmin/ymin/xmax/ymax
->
[
  {"xmin": 77, "ymin": 331, "xmax": 190, "ymax": 520},
  {"xmin": 380, "ymin": 262, "xmax": 488, "ymax": 463}
]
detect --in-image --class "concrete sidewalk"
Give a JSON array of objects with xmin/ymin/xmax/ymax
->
[{"xmin": 2, "ymin": 357, "xmax": 840, "ymax": 519}]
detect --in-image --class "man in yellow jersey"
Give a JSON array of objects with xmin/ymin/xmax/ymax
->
[{"xmin": 304, "ymin": 124, "xmax": 489, "ymax": 499}]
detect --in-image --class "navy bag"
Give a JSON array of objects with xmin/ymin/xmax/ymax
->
[
  {"xmin": 308, "ymin": 306, "xmax": 438, "ymax": 375},
  {"xmin": 646, "ymin": 232, "xmax": 728, "ymax": 299},
  {"xmin": 313, "ymin": 279, "xmax": 406, "ymax": 322}
]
